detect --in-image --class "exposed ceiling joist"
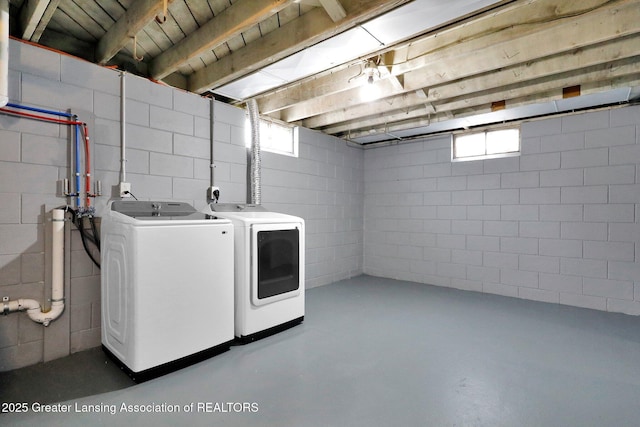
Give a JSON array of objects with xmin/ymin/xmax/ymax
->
[
  {"xmin": 257, "ymin": 62, "xmax": 367, "ymax": 114},
  {"xmin": 8, "ymin": 0, "xmax": 640, "ymax": 142},
  {"xmin": 149, "ymin": 0, "xmax": 296, "ymax": 80},
  {"xmin": 346, "ymin": 75, "xmax": 640, "ymax": 140},
  {"xmin": 325, "ymin": 58, "xmax": 640, "ymax": 135},
  {"xmin": 96, "ymin": 0, "xmax": 176, "ymax": 65},
  {"xmin": 255, "ymin": 0, "xmax": 542, "ymax": 114},
  {"xmin": 275, "ymin": 0, "xmax": 640, "ymax": 125},
  {"xmin": 319, "ymin": 0, "xmax": 347, "ymax": 22},
  {"xmin": 380, "ymin": 52, "xmax": 404, "ymax": 91},
  {"xmin": 398, "ymin": 0, "xmax": 639, "ymax": 84},
  {"xmin": 306, "ymin": 31, "xmax": 640, "ymax": 129},
  {"xmin": 19, "ymin": 0, "xmax": 59, "ymax": 42},
  {"xmin": 187, "ymin": 0, "xmax": 412, "ymax": 94}
]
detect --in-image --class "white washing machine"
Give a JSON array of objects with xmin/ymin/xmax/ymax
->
[
  {"xmin": 101, "ymin": 200, "xmax": 234, "ymax": 381},
  {"xmin": 205, "ymin": 204, "xmax": 304, "ymax": 342}
]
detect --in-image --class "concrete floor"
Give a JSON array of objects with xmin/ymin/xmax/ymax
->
[{"xmin": 3, "ymin": 275, "xmax": 640, "ymax": 426}]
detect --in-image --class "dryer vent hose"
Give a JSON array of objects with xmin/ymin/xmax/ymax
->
[{"xmin": 247, "ymin": 99, "xmax": 261, "ymax": 205}]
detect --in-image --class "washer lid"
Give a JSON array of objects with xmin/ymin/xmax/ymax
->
[{"xmin": 112, "ymin": 201, "xmax": 216, "ymax": 220}]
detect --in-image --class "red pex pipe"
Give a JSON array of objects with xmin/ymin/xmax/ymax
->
[
  {"xmin": 1, "ymin": 106, "xmax": 93, "ymax": 208},
  {"xmin": 83, "ymin": 124, "xmax": 91, "ymax": 207},
  {"xmin": 0, "ymin": 107, "xmax": 83, "ymax": 125}
]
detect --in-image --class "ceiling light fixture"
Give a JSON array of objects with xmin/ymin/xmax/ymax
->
[
  {"xmin": 346, "ymin": 57, "xmax": 382, "ymax": 102},
  {"xmin": 364, "ymin": 59, "xmax": 379, "ymax": 84},
  {"xmin": 360, "ymin": 58, "xmax": 382, "ymax": 102}
]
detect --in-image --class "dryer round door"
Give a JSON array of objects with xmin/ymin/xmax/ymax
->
[{"xmin": 250, "ymin": 222, "xmax": 301, "ymax": 306}]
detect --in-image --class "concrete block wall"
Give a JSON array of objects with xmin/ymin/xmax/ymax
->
[
  {"xmin": 0, "ymin": 39, "xmax": 363, "ymax": 371},
  {"xmin": 364, "ymin": 105, "xmax": 640, "ymax": 315},
  {"xmin": 209, "ymin": 104, "xmax": 364, "ymax": 287},
  {"xmin": 262, "ymin": 127, "xmax": 364, "ymax": 288}
]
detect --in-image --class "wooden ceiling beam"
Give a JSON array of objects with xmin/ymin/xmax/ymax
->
[
  {"xmin": 302, "ymin": 90, "xmax": 426, "ymax": 129},
  {"xmin": 379, "ymin": 52, "xmax": 403, "ymax": 91},
  {"xmin": 257, "ymin": 0, "xmax": 611, "ymax": 116},
  {"xmin": 303, "ymin": 34, "xmax": 640, "ymax": 128},
  {"xmin": 252, "ymin": 0, "xmax": 556, "ymax": 114},
  {"xmin": 258, "ymin": 62, "xmax": 369, "ymax": 114},
  {"xmin": 188, "ymin": 0, "xmax": 411, "ymax": 94},
  {"xmin": 319, "ymin": 0, "xmax": 347, "ymax": 22},
  {"xmin": 278, "ymin": 0, "xmax": 640, "ymax": 123},
  {"xmin": 149, "ymin": 0, "xmax": 295, "ymax": 80},
  {"xmin": 257, "ymin": 51, "xmax": 402, "ymax": 115},
  {"xmin": 324, "ymin": 57, "xmax": 640, "ymax": 135},
  {"xmin": 19, "ymin": 0, "xmax": 60, "ymax": 42},
  {"xmin": 342, "ymin": 72, "xmax": 640, "ymax": 140},
  {"xmin": 399, "ymin": 0, "xmax": 640, "ymax": 88},
  {"xmin": 96, "ymin": 0, "xmax": 176, "ymax": 65}
]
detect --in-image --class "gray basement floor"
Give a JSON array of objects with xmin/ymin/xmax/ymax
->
[{"xmin": 3, "ymin": 275, "xmax": 640, "ymax": 427}]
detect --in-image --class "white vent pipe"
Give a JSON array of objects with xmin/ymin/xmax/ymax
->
[
  {"xmin": 2, "ymin": 209, "xmax": 65, "ymax": 326},
  {"xmin": 0, "ymin": 0, "xmax": 9, "ymax": 108},
  {"xmin": 246, "ymin": 99, "xmax": 261, "ymax": 205}
]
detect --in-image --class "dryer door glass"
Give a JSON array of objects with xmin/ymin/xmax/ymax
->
[{"xmin": 257, "ymin": 229, "xmax": 299, "ymax": 299}]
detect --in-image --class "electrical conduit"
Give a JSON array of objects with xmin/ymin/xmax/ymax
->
[
  {"xmin": 2, "ymin": 209, "xmax": 65, "ymax": 326},
  {"xmin": 120, "ymin": 71, "xmax": 127, "ymax": 184},
  {"xmin": 206, "ymin": 97, "xmax": 220, "ymax": 204}
]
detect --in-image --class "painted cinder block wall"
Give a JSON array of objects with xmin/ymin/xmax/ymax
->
[
  {"xmin": 2, "ymin": 37, "xmax": 638, "ymax": 372},
  {"xmin": 0, "ymin": 39, "xmax": 363, "ymax": 371},
  {"xmin": 364, "ymin": 105, "xmax": 640, "ymax": 314}
]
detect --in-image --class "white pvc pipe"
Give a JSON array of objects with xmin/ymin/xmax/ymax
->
[
  {"xmin": 2, "ymin": 209, "xmax": 65, "ymax": 326},
  {"xmin": 50, "ymin": 208, "xmax": 64, "ymax": 304},
  {"xmin": 0, "ymin": 0, "xmax": 9, "ymax": 108}
]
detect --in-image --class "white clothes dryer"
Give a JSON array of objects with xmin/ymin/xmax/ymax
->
[
  {"xmin": 205, "ymin": 204, "xmax": 304, "ymax": 342},
  {"xmin": 101, "ymin": 200, "xmax": 234, "ymax": 381}
]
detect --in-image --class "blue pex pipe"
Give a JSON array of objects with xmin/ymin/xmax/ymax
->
[
  {"xmin": 5, "ymin": 103, "xmax": 83, "ymax": 207},
  {"xmin": 5, "ymin": 102, "xmax": 74, "ymax": 118}
]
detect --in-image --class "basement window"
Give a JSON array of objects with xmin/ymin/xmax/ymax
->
[
  {"xmin": 247, "ymin": 118, "xmax": 299, "ymax": 157},
  {"xmin": 452, "ymin": 128, "xmax": 520, "ymax": 161}
]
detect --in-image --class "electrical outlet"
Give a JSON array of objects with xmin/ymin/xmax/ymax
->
[
  {"xmin": 119, "ymin": 182, "xmax": 131, "ymax": 198},
  {"xmin": 207, "ymin": 186, "xmax": 220, "ymax": 204}
]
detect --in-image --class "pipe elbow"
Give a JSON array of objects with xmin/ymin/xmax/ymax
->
[{"xmin": 24, "ymin": 300, "xmax": 64, "ymax": 327}]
